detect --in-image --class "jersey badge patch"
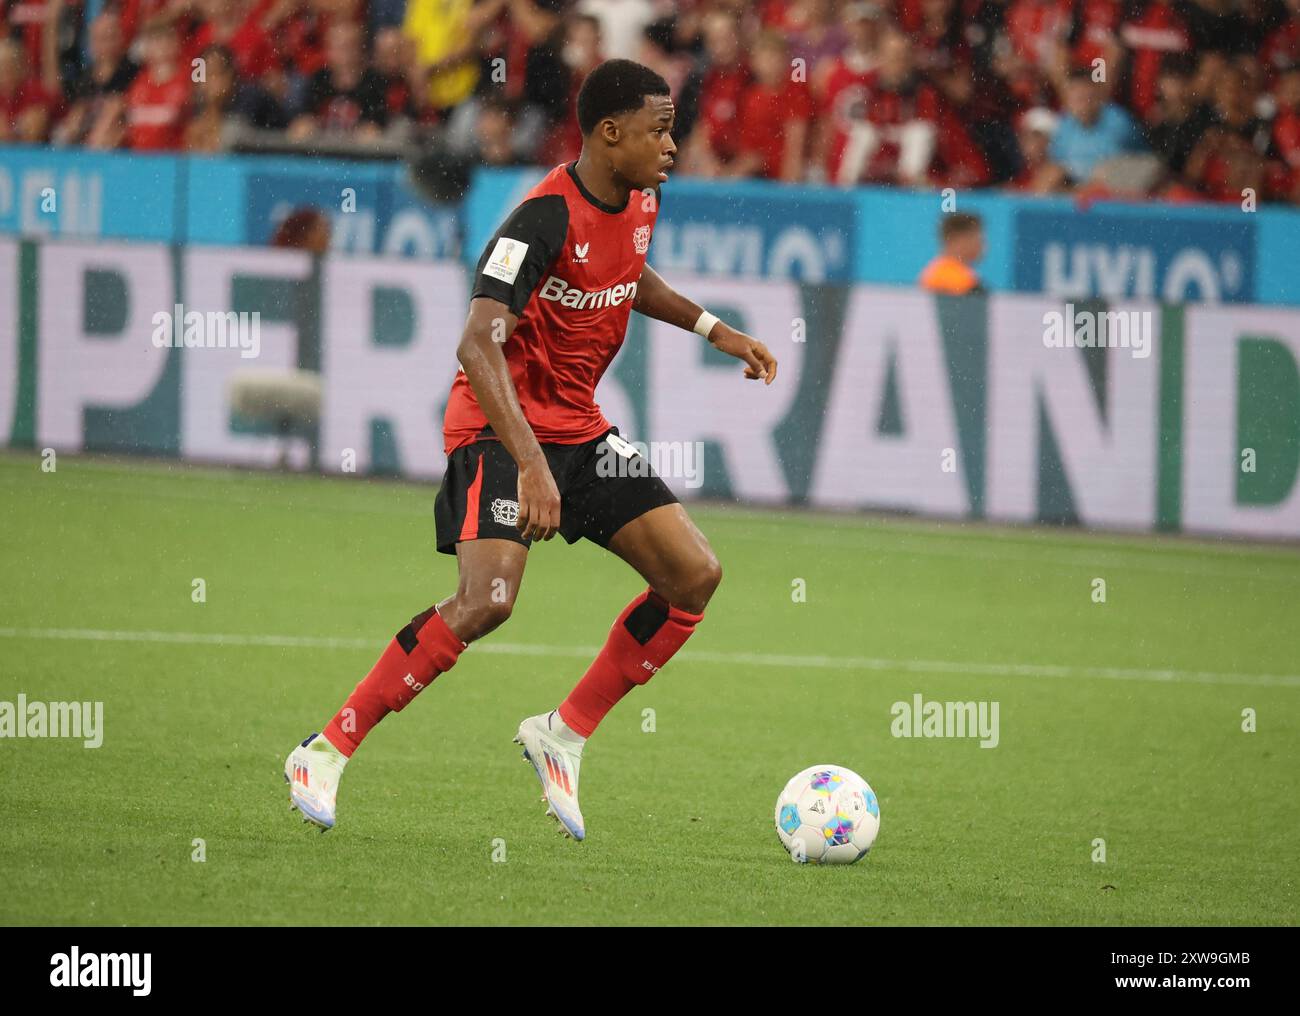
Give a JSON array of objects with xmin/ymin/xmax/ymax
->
[{"xmin": 484, "ymin": 238, "xmax": 528, "ymax": 284}]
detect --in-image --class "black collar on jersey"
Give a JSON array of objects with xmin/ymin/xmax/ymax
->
[{"xmin": 566, "ymin": 160, "xmax": 629, "ymax": 215}]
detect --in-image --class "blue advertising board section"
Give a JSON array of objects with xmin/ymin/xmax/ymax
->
[
  {"xmin": 187, "ymin": 156, "xmax": 460, "ymax": 258},
  {"xmin": 1012, "ymin": 202, "xmax": 1257, "ymax": 303},
  {"xmin": 3, "ymin": 146, "xmax": 1298, "ymax": 304},
  {"xmin": 0, "ymin": 146, "xmax": 181, "ymax": 241},
  {"xmin": 0, "ymin": 146, "xmax": 460, "ymax": 259}
]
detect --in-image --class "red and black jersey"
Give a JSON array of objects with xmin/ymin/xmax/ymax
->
[{"xmin": 443, "ymin": 161, "xmax": 659, "ymax": 454}]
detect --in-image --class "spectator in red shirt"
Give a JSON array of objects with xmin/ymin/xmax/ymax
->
[
  {"xmin": 676, "ymin": 8, "xmax": 751, "ymax": 177},
  {"xmin": 836, "ymin": 25, "xmax": 941, "ymax": 187},
  {"xmin": 1184, "ymin": 61, "xmax": 1285, "ymax": 202},
  {"xmin": 535, "ymin": 12, "xmax": 602, "ymax": 165},
  {"xmin": 928, "ymin": 63, "xmax": 996, "ymax": 187},
  {"xmin": 50, "ymin": 9, "xmax": 138, "ymax": 145},
  {"xmin": 914, "ymin": 0, "xmax": 1003, "ymax": 184},
  {"xmin": 913, "ymin": 0, "xmax": 965, "ymax": 80},
  {"xmin": 1272, "ymin": 62, "xmax": 1300, "ymax": 172},
  {"xmin": 1262, "ymin": 0, "xmax": 1300, "ymax": 80},
  {"xmin": 1198, "ymin": 133, "xmax": 1271, "ymax": 203},
  {"xmin": 373, "ymin": 24, "xmax": 416, "ymax": 123},
  {"xmin": 1117, "ymin": 0, "xmax": 1190, "ymax": 124},
  {"xmin": 187, "ymin": 0, "xmax": 278, "ymax": 82},
  {"xmin": 785, "ymin": 0, "xmax": 849, "ymax": 83},
  {"xmin": 1143, "ymin": 52, "xmax": 1213, "ymax": 179},
  {"xmin": 813, "ymin": 1, "xmax": 884, "ymax": 184},
  {"xmin": 117, "ymin": 0, "xmax": 185, "ymax": 50},
  {"xmin": 731, "ymin": 29, "xmax": 814, "ymax": 182},
  {"xmin": 183, "ymin": 42, "xmax": 287, "ymax": 151},
  {"xmin": 288, "ymin": 18, "xmax": 387, "ymax": 140},
  {"xmin": 1006, "ymin": 0, "xmax": 1121, "ymax": 96},
  {"xmin": 122, "ymin": 16, "xmax": 192, "ymax": 150},
  {"xmin": 756, "ymin": 0, "xmax": 802, "ymax": 33},
  {"xmin": 1069, "ymin": 0, "xmax": 1123, "ymax": 76},
  {"xmin": 1006, "ymin": 0, "xmax": 1072, "ymax": 76},
  {"xmin": 270, "ymin": 0, "xmax": 364, "ymax": 82},
  {"xmin": 5, "ymin": 0, "xmax": 58, "ymax": 75},
  {"xmin": 0, "ymin": 35, "xmax": 53, "ymax": 142},
  {"xmin": 475, "ymin": 0, "xmax": 570, "ymax": 119}
]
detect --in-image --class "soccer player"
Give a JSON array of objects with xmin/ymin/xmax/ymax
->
[{"xmin": 286, "ymin": 59, "xmax": 778, "ymax": 840}]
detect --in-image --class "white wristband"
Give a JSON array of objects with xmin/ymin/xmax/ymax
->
[{"xmin": 693, "ymin": 310, "xmax": 720, "ymax": 339}]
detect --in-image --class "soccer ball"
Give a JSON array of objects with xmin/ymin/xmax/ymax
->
[{"xmin": 775, "ymin": 764, "xmax": 880, "ymax": 864}]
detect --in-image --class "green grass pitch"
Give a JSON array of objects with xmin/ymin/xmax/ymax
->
[{"xmin": 1, "ymin": 450, "xmax": 1297, "ymax": 925}]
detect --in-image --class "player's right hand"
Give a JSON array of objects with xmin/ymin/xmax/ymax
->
[{"xmin": 517, "ymin": 460, "xmax": 561, "ymax": 541}]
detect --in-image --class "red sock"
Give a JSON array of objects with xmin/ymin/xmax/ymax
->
[
  {"xmin": 558, "ymin": 588, "xmax": 703, "ymax": 737},
  {"xmin": 323, "ymin": 607, "xmax": 465, "ymax": 756}
]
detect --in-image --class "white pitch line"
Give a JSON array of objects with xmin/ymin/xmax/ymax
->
[{"xmin": 0, "ymin": 626, "xmax": 1296, "ymax": 688}]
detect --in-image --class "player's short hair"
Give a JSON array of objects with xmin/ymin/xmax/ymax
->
[
  {"xmin": 577, "ymin": 59, "xmax": 671, "ymax": 136},
  {"xmin": 940, "ymin": 213, "xmax": 983, "ymax": 242}
]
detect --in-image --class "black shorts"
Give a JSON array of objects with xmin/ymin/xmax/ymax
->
[{"xmin": 433, "ymin": 426, "xmax": 680, "ymax": 555}]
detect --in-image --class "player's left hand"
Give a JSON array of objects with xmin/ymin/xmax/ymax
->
[{"xmin": 709, "ymin": 324, "xmax": 778, "ymax": 385}]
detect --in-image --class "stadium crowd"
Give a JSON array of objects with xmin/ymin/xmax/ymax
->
[{"xmin": 4, "ymin": 0, "xmax": 1300, "ymax": 204}]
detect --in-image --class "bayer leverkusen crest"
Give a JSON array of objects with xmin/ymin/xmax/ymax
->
[
  {"xmin": 632, "ymin": 225, "xmax": 651, "ymax": 255},
  {"xmin": 490, "ymin": 498, "xmax": 520, "ymax": 526}
]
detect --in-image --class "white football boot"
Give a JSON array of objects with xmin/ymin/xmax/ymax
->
[
  {"xmin": 284, "ymin": 732, "xmax": 347, "ymax": 831},
  {"xmin": 513, "ymin": 712, "xmax": 585, "ymax": 840}
]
